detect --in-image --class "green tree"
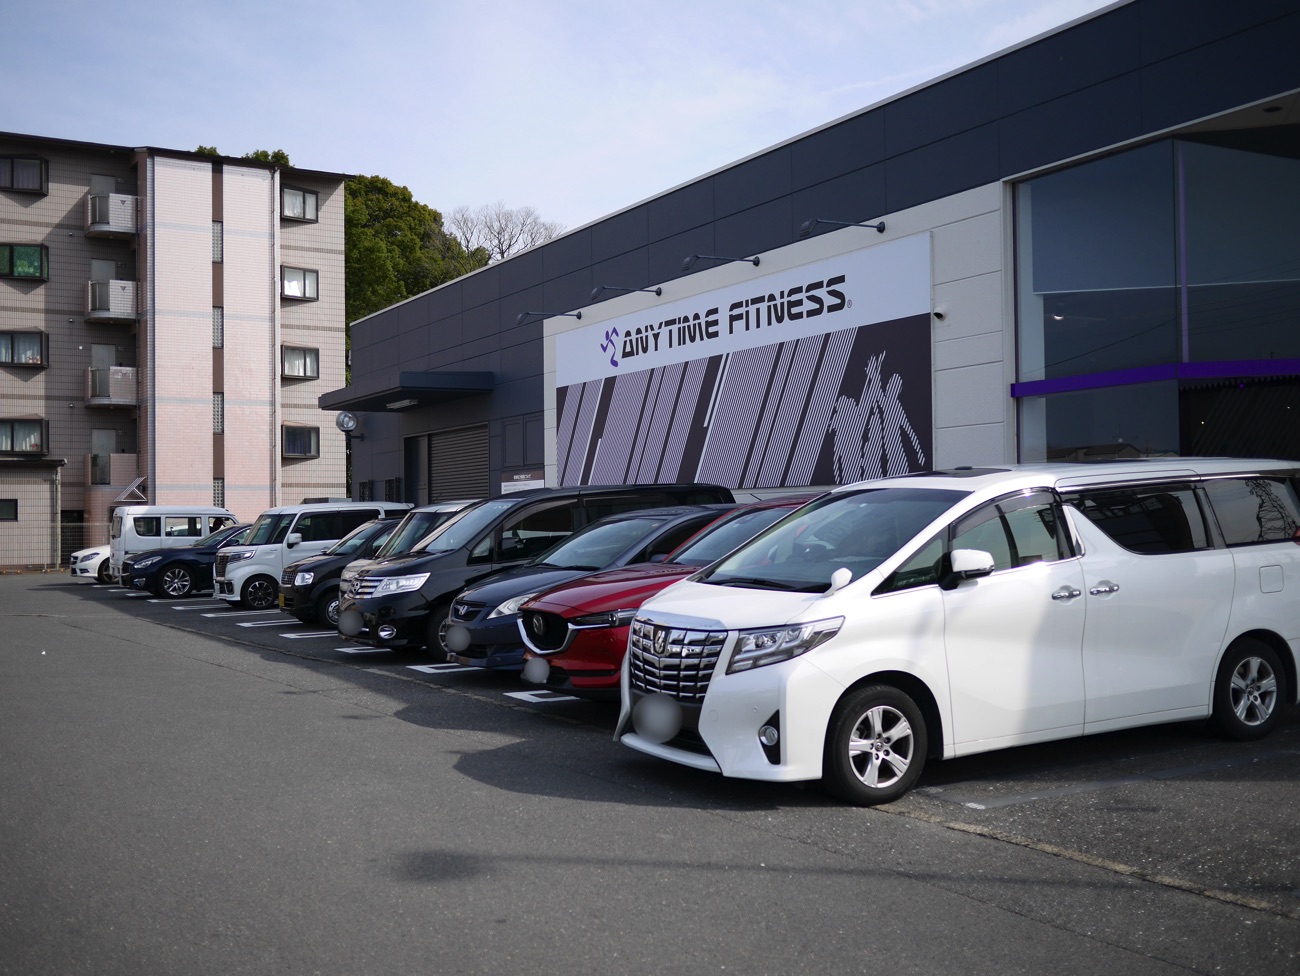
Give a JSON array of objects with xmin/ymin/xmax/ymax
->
[
  {"xmin": 243, "ymin": 148, "xmax": 292, "ymax": 165},
  {"xmin": 345, "ymin": 175, "xmax": 489, "ymax": 324},
  {"xmin": 195, "ymin": 145, "xmax": 221, "ymax": 156}
]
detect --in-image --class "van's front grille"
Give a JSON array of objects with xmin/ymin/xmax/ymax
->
[
  {"xmin": 280, "ymin": 568, "xmax": 297, "ymax": 586},
  {"xmin": 215, "ymin": 554, "xmax": 229, "ymax": 577},
  {"xmin": 628, "ymin": 618, "xmax": 726, "ymax": 703},
  {"xmin": 350, "ymin": 577, "xmax": 382, "ymax": 600}
]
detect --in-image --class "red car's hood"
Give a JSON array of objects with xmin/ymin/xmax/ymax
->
[{"xmin": 523, "ymin": 561, "xmax": 698, "ymax": 616}]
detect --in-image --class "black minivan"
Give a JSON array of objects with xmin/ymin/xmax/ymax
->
[{"xmin": 336, "ymin": 483, "xmax": 734, "ymax": 658}]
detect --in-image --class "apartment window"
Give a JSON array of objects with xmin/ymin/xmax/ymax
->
[
  {"xmin": 282, "ymin": 186, "xmax": 318, "ymax": 221},
  {"xmin": 0, "ymin": 332, "xmax": 45, "ymax": 366},
  {"xmin": 282, "ymin": 425, "xmax": 320, "ymax": 458},
  {"xmin": 212, "ymin": 222, "xmax": 223, "ymax": 263},
  {"xmin": 212, "ymin": 307, "xmax": 224, "ymax": 348},
  {"xmin": 281, "ymin": 346, "xmax": 319, "ymax": 379},
  {"xmin": 0, "ymin": 244, "xmax": 49, "ymax": 280},
  {"xmin": 0, "ymin": 157, "xmax": 47, "ymax": 194},
  {"xmin": 0, "ymin": 499, "xmax": 16, "ymax": 521},
  {"xmin": 0, "ymin": 419, "xmax": 44, "ymax": 453},
  {"xmin": 213, "ymin": 393, "xmax": 225, "ymax": 433},
  {"xmin": 281, "ymin": 266, "xmax": 318, "ymax": 300},
  {"xmin": 213, "ymin": 477, "xmax": 225, "ymax": 507}
]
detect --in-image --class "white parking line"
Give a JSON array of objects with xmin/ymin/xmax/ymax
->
[
  {"xmin": 280, "ymin": 631, "xmax": 336, "ymax": 640},
  {"xmin": 407, "ymin": 664, "xmax": 476, "ymax": 674},
  {"xmin": 504, "ymin": 690, "xmax": 579, "ymax": 704},
  {"xmin": 200, "ymin": 609, "xmax": 279, "ymax": 618},
  {"xmin": 167, "ymin": 603, "xmax": 227, "ymax": 610},
  {"xmin": 334, "ymin": 646, "xmax": 389, "ymax": 654},
  {"xmin": 237, "ymin": 619, "xmax": 298, "ymax": 628}
]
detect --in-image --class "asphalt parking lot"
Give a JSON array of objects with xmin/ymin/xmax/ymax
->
[{"xmin": 3, "ymin": 572, "xmax": 1298, "ymax": 974}]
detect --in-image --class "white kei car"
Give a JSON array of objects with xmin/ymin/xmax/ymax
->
[{"xmin": 69, "ymin": 545, "xmax": 113, "ymax": 583}]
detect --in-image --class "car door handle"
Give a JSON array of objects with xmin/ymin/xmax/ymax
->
[
  {"xmin": 1051, "ymin": 586, "xmax": 1081, "ymax": 601},
  {"xmin": 1089, "ymin": 580, "xmax": 1120, "ymax": 596}
]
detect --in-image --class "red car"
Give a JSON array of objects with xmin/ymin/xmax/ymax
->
[{"xmin": 518, "ymin": 496, "xmax": 816, "ymax": 699}]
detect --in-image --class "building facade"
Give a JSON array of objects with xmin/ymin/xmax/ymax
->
[
  {"xmin": 327, "ymin": 0, "xmax": 1300, "ymax": 502},
  {"xmin": 0, "ymin": 135, "xmax": 347, "ymax": 569}
]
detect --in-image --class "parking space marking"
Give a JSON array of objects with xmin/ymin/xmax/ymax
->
[
  {"xmin": 200, "ymin": 609, "xmax": 278, "ymax": 618},
  {"xmin": 334, "ymin": 646, "xmax": 388, "ymax": 654},
  {"xmin": 504, "ymin": 690, "xmax": 580, "ymax": 704},
  {"xmin": 280, "ymin": 631, "xmax": 337, "ymax": 640},
  {"xmin": 237, "ymin": 619, "xmax": 298, "ymax": 628},
  {"xmin": 167, "ymin": 603, "xmax": 227, "ymax": 610},
  {"xmin": 407, "ymin": 664, "xmax": 476, "ymax": 674}
]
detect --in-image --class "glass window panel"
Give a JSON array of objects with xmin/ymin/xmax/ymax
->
[
  {"xmin": 212, "ymin": 222, "xmax": 223, "ymax": 263},
  {"xmin": 13, "ymin": 159, "xmax": 42, "ymax": 191},
  {"xmin": 304, "ymin": 192, "xmax": 317, "ymax": 221},
  {"xmin": 282, "ymin": 267, "xmax": 303, "ymax": 297},
  {"xmin": 283, "ymin": 426, "xmax": 319, "ymax": 457},
  {"xmin": 1068, "ymin": 486, "xmax": 1209, "ymax": 554},
  {"xmin": 283, "ymin": 188, "xmax": 304, "ymax": 219},
  {"xmin": 1015, "ymin": 142, "xmax": 1176, "ymax": 382},
  {"xmin": 1019, "ymin": 381, "xmax": 1179, "ymax": 462},
  {"xmin": 13, "ymin": 420, "xmax": 41, "ymax": 451},
  {"xmin": 1181, "ymin": 141, "xmax": 1300, "ymax": 363},
  {"xmin": 283, "ymin": 346, "xmax": 304, "ymax": 376},
  {"xmin": 0, "ymin": 160, "xmax": 10, "ymax": 186},
  {"xmin": 1204, "ymin": 477, "xmax": 1300, "ymax": 546},
  {"xmin": 13, "ymin": 333, "xmax": 42, "ymax": 364},
  {"xmin": 212, "ymin": 307, "xmax": 224, "ymax": 348},
  {"xmin": 0, "ymin": 499, "xmax": 16, "ymax": 521}
]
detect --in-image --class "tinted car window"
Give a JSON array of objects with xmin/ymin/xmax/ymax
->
[
  {"xmin": 484, "ymin": 501, "xmax": 581, "ymax": 562},
  {"xmin": 952, "ymin": 490, "xmax": 1073, "ymax": 570},
  {"xmin": 134, "ymin": 517, "xmax": 160, "ymax": 537},
  {"xmin": 668, "ymin": 508, "xmax": 795, "ymax": 565},
  {"xmin": 1068, "ymin": 484, "xmax": 1209, "ymax": 554},
  {"xmin": 1203, "ymin": 476, "xmax": 1300, "ymax": 546},
  {"xmin": 294, "ymin": 512, "xmax": 341, "ymax": 543}
]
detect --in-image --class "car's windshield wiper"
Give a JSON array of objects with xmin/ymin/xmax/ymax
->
[{"xmin": 709, "ymin": 575, "xmax": 800, "ymax": 591}]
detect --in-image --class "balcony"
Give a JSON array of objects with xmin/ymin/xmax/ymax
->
[
  {"xmin": 84, "ymin": 193, "xmax": 138, "ymax": 239},
  {"xmin": 86, "ymin": 279, "xmax": 137, "ymax": 324},
  {"xmin": 85, "ymin": 367, "xmax": 138, "ymax": 408}
]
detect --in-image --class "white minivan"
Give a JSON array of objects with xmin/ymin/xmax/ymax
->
[
  {"xmin": 214, "ymin": 501, "xmax": 411, "ymax": 609},
  {"xmin": 109, "ymin": 505, "xmax": 239, "ymax": 579},
  {"xmin": 617, "ymin": 458, "xmax": 1300, "ymax": 805}
]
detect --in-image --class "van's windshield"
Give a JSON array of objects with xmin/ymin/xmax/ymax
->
[
  {"xmin": 698, "ymin": 487, "xmax": 969, "ymax": 592},
  {"xmin": 245, "ymin": 513, "xmax": 296, "ymax": 546}
]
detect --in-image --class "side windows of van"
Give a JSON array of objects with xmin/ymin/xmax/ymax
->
[
  {"xmin": 877, "ymin": 490, "xmax": 1073, "ymax": 594},
  {"xmin": 1067, "ymin": 483, "xmax": 1211, "ymax": 554},
  {"xmin": 1202, "ymin": 476, "xmax": 1300, "ymax": 547},
  {"xmin": 469, "ymin": 500, "xmax": 582, "ymax": 564},
  {"xmin": 134, "ymin": 517, "xmax": 160, "ymax": 538}
]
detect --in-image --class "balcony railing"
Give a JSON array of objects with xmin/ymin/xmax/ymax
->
[
  {"xmin": 86, "ymin": 279, "xmax": 137, "ymax": 324},
  {"xmin": 85, "ymin": 366, "xmax": 138, "ymax": 407},
  {"xmin": 85, "ymin": 193, "xmax": 137, "ymax": 238}
]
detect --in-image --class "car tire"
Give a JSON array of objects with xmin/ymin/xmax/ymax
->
[
  {"xmin": 242, "ymin": 574, "xmax": 278, "ymax": 611},
  {"xmin": 96, "ymin": 559, "xmax": 112, "ymax": 584},
  {"xmin": 316, "ymin": 586, "xmax": 341, "ymax": 628},
  {"xmin": 1211, "ymin": 638, "xmax": 1286, "ymax": 741},
  {"xmin": 424, "ymin": 600, "xmax": 453, "ymax": 663},
  {"xmin": 159, "ymin": 566, "xmax": 194, "ymax": 598},
  {"xmin": 823, "ymin": 685, "xmax": 927, "ymax": 806}
]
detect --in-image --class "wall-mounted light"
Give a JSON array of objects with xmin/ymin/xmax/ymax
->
[
  {"xmin": 590, "ymin": 284, "xmax": 663, "ymax": 301},
  {"xmin": 335, "ymin": 411, "xmax": 364, "ymax": 439},
  {"xmin": 681, "ymin": 254, "xmax": 760, "ymax": 272},
  {"xmin": 385, "ymin": 398, "xmax": 418, "ymax": 410},
  {"xmin": 516, "ymin": 310, "xmax": 582, "ymax": 325},
  {"xmin": 799, "ymin": 217, "xmax": 886, "ymax": 238}
]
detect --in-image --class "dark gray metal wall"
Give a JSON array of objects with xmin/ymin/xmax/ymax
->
[{"xmin": 343, "ymin": 0, "xmax": 1300, "ymax": 497}]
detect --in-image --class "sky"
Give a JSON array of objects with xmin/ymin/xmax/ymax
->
[{"xmin": 5, "ymin": 0, "xmax": 1117, "ymax": 232}]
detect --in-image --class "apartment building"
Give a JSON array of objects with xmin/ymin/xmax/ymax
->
[{"xmin": 0, "ymin": 133, "xmax": 348, "ymax": 569}]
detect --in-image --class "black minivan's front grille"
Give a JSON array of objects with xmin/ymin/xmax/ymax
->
[{"xmin": 627, "ymin": 618, "xmax": 726, "ymax": 703}]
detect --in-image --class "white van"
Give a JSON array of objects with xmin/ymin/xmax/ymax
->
[
  {"xmin": 617, "ymin": 458, "xmax": 1300, "ymax": 805},
  {"xmin": 109, "ymin": 505, "xmax": 239, "ymax": 579},
  {"xmin": 214, "ymin": 501, "xmax": 411, "ymax": 609}
]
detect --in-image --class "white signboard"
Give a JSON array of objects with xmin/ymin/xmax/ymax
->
[{"xmin": 555, "ymin": 233, "xmax": 931, "ymax": 388}]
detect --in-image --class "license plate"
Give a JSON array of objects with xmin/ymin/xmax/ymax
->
[{"xmin": 278, "ymin": 593, "xmax": 285, "ymax": 608}]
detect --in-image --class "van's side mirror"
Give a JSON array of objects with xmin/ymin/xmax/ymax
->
[
  {"xmin": 940, "ymin": 548, "xmax": 995, "ymax": 590},
  {"xmin": 286, "ymin": 532, "xmax": 303, "ymax": 549}
]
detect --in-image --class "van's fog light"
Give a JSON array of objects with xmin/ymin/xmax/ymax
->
[
  {"xmin": 758, "ymin": 725, "xmax": 779, "ymax": 747},
  {"xmin": 377, "ymin": 624, "xmax": 397, "ymax": 640},
  {"xmin": 523, "ymin": 657, "xmax": 550, "ymax": 685}
]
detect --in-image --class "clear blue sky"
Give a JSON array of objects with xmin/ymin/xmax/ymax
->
[{"xmin": 5, "ymin": 0, "xmax": 1116, "ymax": 231}]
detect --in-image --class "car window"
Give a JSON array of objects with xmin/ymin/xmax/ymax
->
[
  {"xmin": 1067, "ymin": 484, "xmax": 1210, "ymax": 554},
  {"xmin": 133, "ymin": 517, "xmax": 160, "ymax": 537},
  {"xmin": 165, "ymin": 516, "xmax": 203, "ymax": 538},
  {"xmin": 477, "ymin": 500, "xmax": 581, "ymax": 563},
  {"xmin": 1203, "ymin": 476, "xmax": 1300, "ymax": 547},
  {"xmin": 294, "ymin": 512, "xmax": 341, "ymax": 543},
  {"xmin": 637, "ymin": 518, "xmax": 709, "ymax": 562},
  {"xmin": 952, "ymin": 490, "xmax": 1072, "ymax": 570},
  {"xmin": 668, "ymin": 508, "xmax": 796, "ymax": 565}
]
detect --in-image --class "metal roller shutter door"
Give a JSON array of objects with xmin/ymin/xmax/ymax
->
[{"xmin": 428, "ymin": 425, "xmax": 489, "ymax": 501}]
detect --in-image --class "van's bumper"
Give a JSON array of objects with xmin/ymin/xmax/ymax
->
[{"xmin": 337, "ymin": 593, "xmax": 428, "ymax": 648}]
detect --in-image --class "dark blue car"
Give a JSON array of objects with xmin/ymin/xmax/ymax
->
[
  {"xmin": 443, "ymin": 505, "xmax": 730, "ymax": 670},
  {"xmin": 120, "ymin": 523, "xmax": 252, "ymax": 597}
]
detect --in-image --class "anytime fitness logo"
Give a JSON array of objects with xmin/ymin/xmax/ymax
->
[{"xmin": 598, "ymin": 272, "xmax": 850, "ymax": 370}]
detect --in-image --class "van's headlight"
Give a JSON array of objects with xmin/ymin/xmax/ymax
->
[
  {"xmin": 225, "ymin": 549, "xmax": 256, "ymax": 562},
  {"xmin": 373, "ymin": 573, "xmax": 430, "ymax": 595},
  {"xmin": 133, "ymin": 555, "xmax": 162, "ymax": 570},
  {"xmin": 488, "ymin": 592, "xmax": 539, "ymax": 618},
  {"xmin": 294, "ymin": 571, "xmax": 315, "ymax": 587},
  {"xmin": 727, "ymin": 617, "xmax": 843, "ymax": 673}
]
